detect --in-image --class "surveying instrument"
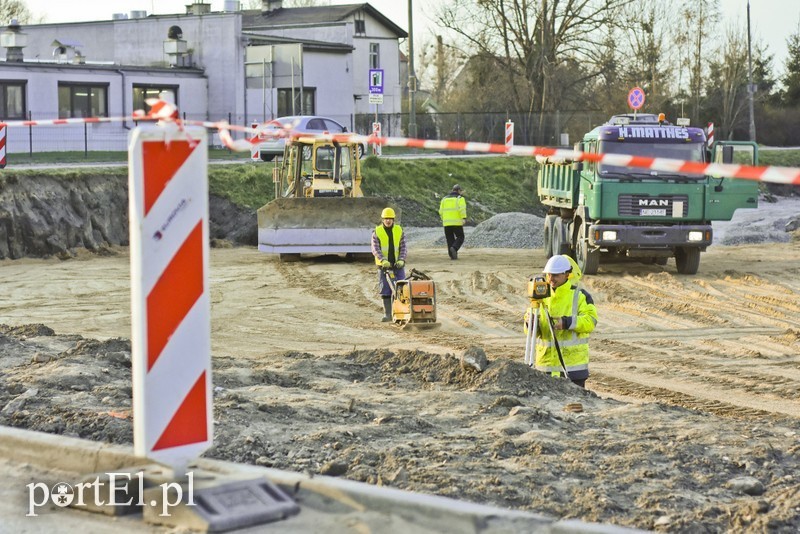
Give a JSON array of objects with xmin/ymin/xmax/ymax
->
[{"xmin": 523, "ymin": 275, "xmax": 570, "ymax": 378}]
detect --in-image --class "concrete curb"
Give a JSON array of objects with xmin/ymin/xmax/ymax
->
[{"xmin": 0, "ymin": 426, "xmax": 649, "ymax": 533}]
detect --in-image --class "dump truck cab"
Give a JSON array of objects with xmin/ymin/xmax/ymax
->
[{"xmin": 538, "ymin": 113, "xmax": 759, "ymax": 275}]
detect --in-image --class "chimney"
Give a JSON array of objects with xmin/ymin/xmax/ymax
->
[
  {"xmin": 1, "ymin": 19, "xmax": 27, "ymax": 62},
  {"xmin": 186, "ymin": 1, "xmax": 211, "ymax": 15},
  {"xmin": 262, "ymin": 0, "xmax": 283, "ymax": 14}
]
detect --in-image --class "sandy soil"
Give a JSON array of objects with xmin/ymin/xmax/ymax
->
[{"xmin": 1, "ymin": 240, "xmax": 799, "ymax": 532}]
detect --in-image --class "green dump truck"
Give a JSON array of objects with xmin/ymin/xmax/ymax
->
[{"xmin": 537, "ymin": 113, "xmax": 759, "ymax": 275}]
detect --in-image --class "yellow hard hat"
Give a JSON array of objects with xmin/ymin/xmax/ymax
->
[{"xmin": 381, "ymin": 207, "xmax": 396, "ymax": 219}]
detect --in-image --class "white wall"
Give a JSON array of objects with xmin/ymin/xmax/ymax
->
[
  {"xmin": 20, "ymin": 13, "xmax": 242, "ymax": 124},
  {"xmin": 0, "ymin": 65, "xmax": 207, "ymax": 153}
]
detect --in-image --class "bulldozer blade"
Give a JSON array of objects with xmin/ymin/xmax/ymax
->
[{"xmin": 257, "ymin": 197, "xmax": 395, "ymax": 254}]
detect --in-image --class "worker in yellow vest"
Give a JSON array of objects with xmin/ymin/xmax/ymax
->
[
  {"xmin": 371, "ymin": 207, "xmax": 407, "ymax": 322},
  {"xmin": 438, "ymin": 184, "xmax": 467, "ymax": 260}
]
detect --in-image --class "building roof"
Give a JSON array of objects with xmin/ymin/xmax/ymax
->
[
  {"xmin": 242, "ymin": 3, "xmax": 408, "ymax": 38},
  {"xmin": 0, "ymin": 59, "xmax": 205, "ymax": 75},
  {"xmin": 242, "ymin": 32, "xmax": 354, "ymax": 52}
]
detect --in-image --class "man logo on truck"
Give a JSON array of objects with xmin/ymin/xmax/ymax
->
[{"xmin": 638, "ymin": 199, "xmax": 669, "ymax": 206}]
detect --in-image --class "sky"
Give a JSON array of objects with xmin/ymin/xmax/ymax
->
[{"xmin": 21, "ymin": 0, "xmax": 800, "ymax": 74}]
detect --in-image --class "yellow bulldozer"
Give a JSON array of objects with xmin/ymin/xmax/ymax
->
[{"xmin": 256, "ymin": 136, "xmax": 391, "ymax": 261}]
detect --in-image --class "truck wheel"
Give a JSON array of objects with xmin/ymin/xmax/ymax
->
[
  {"xmin": 675, "ymin": 247, "xmax": 700, "ymax": 274},
  {"xmin": 553, "ymin": 219, "xmax": 571, "ymax": 255},
  {"xmin": 543, "ymin": 214, "xmax": 557, "ymax": 259},
  {"xmin": 575, "ymin": 223, "xmax": 599, "ymax": 275},
  {"xmin": 260, "ymin": 153, "xmax": 275, "ymax": 162}
]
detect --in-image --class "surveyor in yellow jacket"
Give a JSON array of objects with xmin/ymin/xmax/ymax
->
[{"xmin": 524, "ymin": 254, "xmax": 597, "ymax": 388}]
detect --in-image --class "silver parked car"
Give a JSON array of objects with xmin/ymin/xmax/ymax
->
[{"xmin": 254, "ymin": 115, "xmax": 366, "ymax": 161}]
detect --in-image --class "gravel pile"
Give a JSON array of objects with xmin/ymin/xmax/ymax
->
[
  {"xmin": 407, "ymin": 212, "xmax": 544, "ymax": 249},
  {"xmin": 407, "ymin": 197, "xmax": 799, "ymax": 251}
]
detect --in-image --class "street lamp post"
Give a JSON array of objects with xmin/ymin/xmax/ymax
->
[
  {"xmin": 407, "ymin": 0, "xmax": 417, "ymax": 138},
  {"xmin": 747, "ymin": 0, "xmax": 756, "ymax": 142}
]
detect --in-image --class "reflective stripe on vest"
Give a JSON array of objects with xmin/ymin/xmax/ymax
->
[
  {"xmin": 535, "ymin": 362, "xmax": 589, "ymax": 373},
  {"xmin": 536, "ymin": 335, "xmax": 589, "ymax": 349}
]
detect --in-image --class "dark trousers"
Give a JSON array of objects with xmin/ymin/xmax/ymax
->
[
  {"xmin": 444, "ymin": 225, "xmax": 465, "ymax": 251},
  {"xmin": 377, "ymin": 267, "xmax": 406, "ymax": 296}
]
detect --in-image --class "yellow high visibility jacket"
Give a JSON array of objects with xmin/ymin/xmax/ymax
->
[
  {"xmin": 373, "ymin": 224, "xmax": 404, "ymax": 265},
  {"xmin": 439, "ymin": 193, "xmax": 467, "ymax": 226},
  {"xmin": 524, "ymin": 257, "xmax": 597, "ymax": 379}
]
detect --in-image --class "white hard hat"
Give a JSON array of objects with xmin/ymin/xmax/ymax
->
[{"xmin": 543, "ymin": 255, "xmax": 572, "ymax": 274}]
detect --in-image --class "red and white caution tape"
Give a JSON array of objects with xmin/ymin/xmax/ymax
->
[
  {"xmin": 2, "ymin": 98, "xmax": 798, "ymax": 186},
  {"xmin": 318, "ymin": 132, "xmax": 800, "ymax": 186}
]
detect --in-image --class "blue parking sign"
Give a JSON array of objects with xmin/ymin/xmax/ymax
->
[{"xmin": 369, "ymin": 69, "xmax": 384, "ymax": 94}]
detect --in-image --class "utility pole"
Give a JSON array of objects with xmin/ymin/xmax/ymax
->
[
  {"xmin": 747, "ymin": 0, "xmax": 757, "ymax": 142},
  {"xmin": 407, "ymin": 0, "xmax": 417, "ymax": 138}
]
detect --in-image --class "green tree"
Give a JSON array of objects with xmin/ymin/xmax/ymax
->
[{"xmin": 782, "ymin": 22, "xmax": 800, "ymax": 106}]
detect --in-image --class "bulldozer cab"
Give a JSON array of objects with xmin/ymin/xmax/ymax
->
[
  {"xmin": 273, "ymin": 138, "xmax": 363, "ymax": 200},
  {"xmin": 259, "ymin": 136, "xmax": 389, "ymax": 258}
]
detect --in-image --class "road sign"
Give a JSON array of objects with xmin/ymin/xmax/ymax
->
[
  {"xmin": 369, "ymin": 69, "xmax": 384, "ymax": 94},
  {"xmin": 368, "ymin": 94, "xmax": 384, "ymax": 105},
  {"xmin": 628, "ymin": 87, "xmax": 645, "ymax": 110}
]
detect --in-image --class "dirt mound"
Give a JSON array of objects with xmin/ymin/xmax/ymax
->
[
  {"xmin": 0, "ymin": 173, "xmax": 255, "ymax": 259},
  {"xmin": 2, "ymin": 324, "xmax": 799, "ymax": 532}
]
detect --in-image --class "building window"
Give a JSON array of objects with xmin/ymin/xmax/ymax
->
[
  {"xmin": 0, "ymin": 81, "xmax": 25, "ymax": 119},
  {"xmin": 277, "ymin": 88, "xmax": 315, "ymax": 116},
  {"xmin": 369, "ymin": 42, "xmax": 380, "ymax": 69},
  {"xmin": 354, "ymin": 19, "xmax": 365, "ymax": 34},
  {"xmin": 58, "ymin": 83, "xmax": 108, "ymax": 118},
  {"xmin": 133, "ymin": 85, "xmax": 178, "ymax": 113}
]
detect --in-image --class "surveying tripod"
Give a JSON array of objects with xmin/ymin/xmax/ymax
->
[{"xmin": 523, "ymin": 295, "xmax": 570, "ymax": 379}]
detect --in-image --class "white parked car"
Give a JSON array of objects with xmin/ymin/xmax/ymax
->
[{"xmin": 253, "ymin": 115, "xmax": 366, "ymax": 161}]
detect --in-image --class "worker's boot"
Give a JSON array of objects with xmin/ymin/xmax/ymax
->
[{"xmin": 381, "ymin": 296, "xmax": 393, "ymax": 322}]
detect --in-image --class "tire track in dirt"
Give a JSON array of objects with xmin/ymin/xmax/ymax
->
[{"xmin": 590, "ymin": 373, "xmax": 790, "ymax": 419}]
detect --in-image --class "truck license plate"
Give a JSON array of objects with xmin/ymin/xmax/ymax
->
[{"xmin": 640, "ymin": 209, "xmax": 666, "ymax": 216}]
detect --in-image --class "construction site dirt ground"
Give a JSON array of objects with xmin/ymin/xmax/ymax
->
[{"xmin": 1, "ymin": 238, "xmax": 799, "ymax": 532}]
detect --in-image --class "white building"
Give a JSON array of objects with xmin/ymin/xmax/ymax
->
[{"xmin": 0, "ymin": 0, "xmax": 407, "ymax": 153}]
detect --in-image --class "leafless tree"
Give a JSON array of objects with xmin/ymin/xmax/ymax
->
[
  {"xmin": 675, "ymin": 0, "xmax": 720, "ymax": 124},
  {"xmin": 417, "ymin": 34, "xmax": 467, "ymax": 106},
  {"xmin": 436, "ymin": 0, "xmax": 633, "ymax": 142},
  {"xmin": 0, "ymin": 0, "xmax": 33, "ymax": 23}
]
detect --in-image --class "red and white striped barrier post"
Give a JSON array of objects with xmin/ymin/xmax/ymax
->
[
  {"xmin": 505, "ymin": 120, "xmax": 514, "ymax": 153},
  {"xmin": 129, "ymin": 122, "xmax": 213, "ymax": 476},
  {"xmin": 707, "ymin": 122, "xmax": 715, "ymax": 148},
  {"xmin": 372, "ymin": 121, "xmax": 382, "ymax": 156},
  {"xmin": 0, "ymin": 124, "xmax": 6, "ymax": 168},
  {"xmin": 250, "ymin": 121, "xmax": 261, "ymax": 161}
]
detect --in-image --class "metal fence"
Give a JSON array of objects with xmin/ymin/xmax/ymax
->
[
  {"xmin": 3, "ymin": 110, "xmax": 605, "ymax": 155},
  {"xmin": 352, "ymin": 111, "xmax": 604, "ymax": 147}
]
